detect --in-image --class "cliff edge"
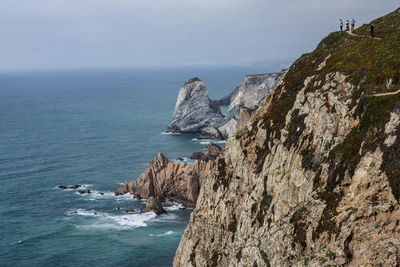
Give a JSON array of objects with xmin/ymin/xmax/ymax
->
[{"xmin": 174, "ymin": 9, "xmax": 400, "ymax": 266}]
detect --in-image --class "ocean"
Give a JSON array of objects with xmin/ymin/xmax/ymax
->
[{"xmin": 0, "ymin": 66, "xmax": 281, "ymax": 266}]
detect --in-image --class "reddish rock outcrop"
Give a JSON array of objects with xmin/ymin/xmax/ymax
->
[{"xmin": 116, "ymin": 151, "xmax": 218, "ymax": 207}]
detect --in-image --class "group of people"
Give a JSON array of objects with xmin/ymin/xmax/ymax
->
[
  {"xmin": 339, "ymin": 18, "xmax": 375, "ymax": 37},
  {"xmin": 339, "ymin": 18, "xmax": 357, "ymax": 32}
]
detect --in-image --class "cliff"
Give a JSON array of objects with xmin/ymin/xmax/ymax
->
[{"xmin": 174, "ymin": 9, "xmax": 400, "ymax": 266}]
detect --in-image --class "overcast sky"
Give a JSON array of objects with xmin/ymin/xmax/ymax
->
[{"xmin": 0, "ymin": 0, "xmax": 398, "ymax": 70}]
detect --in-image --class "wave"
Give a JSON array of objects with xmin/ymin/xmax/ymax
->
[
  {"xmin": 164, "ymin": 203, "xmax": 185, "ymax": 211},
  {"xmin": 66, "ymin": 208, "xmax": 157, "ymax": 229},
  {"xmin": 191, "ymin": 138, "xmax": 226, "ymax": 145},
  {"xmin": 149, "ymin": 231, "xmax": 174, "ymax": 237},
  {"xmin": 161, "ymin": 131, "xmax": 181, "ymax": 135}
]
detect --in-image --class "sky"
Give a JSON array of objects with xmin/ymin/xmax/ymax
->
[{"xmin": 0, "ymin": 0, "xmax": 398, "ymax": 71}]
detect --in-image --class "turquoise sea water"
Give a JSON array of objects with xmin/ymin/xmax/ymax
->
[{"xmin": 0, "ymin": 66, "xmax": 280, "ymax": 266}]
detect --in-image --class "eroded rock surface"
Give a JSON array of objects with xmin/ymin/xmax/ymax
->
[
  {"xmin": 166, "ymin": 78, "xmax": 224, "ymax": 133},
  {"xmin": 222, "ymin": 70, "xmax": 286, "ymax": 117}
]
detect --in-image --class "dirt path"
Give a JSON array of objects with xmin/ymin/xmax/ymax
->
[
  {"xmin": 346, "ymin": 30, "xmax": 381, "ymax": 40},
  {"xmin": 371, "ymin": 89, "xmax": 400, "ymax": 97}
]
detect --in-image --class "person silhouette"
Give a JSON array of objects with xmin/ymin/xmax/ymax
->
[
  {"xmin": 346, "ymin": 20, "xmax": 350, "ymax": 31},
  {"xmin": 340, "ymin": 19, "xmax": 343, "ymax": 31},
  {"xmin": 351, "ymin": 18, "xmax": 356, "ymax": 31},
  {"xmin": 370, "ymin": 23, "xmax": 375, "ymax": 37}
]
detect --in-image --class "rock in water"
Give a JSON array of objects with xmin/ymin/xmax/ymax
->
[
  {"xmin": 166, "ymin": 77, "xmax": 224, "ymax": 133},
  {"xmin": 78, "ymin": 189, "xmax": 91, "ymax": 194},
  {"xmin": 131, "ymin": 152, "xmax": 215, "ymax": 207},
  {"xmin": 141, "ymin": 196, "xmax": 167, "ymax": 215},
  {"xmin": 116, "ymin": 148, "xmax": 218, "ymax": 207},
  {"xmin": 115, "ymin": 181, "xmax": 133, "ymax": 196}
]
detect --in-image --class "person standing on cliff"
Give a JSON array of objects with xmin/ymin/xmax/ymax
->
[
  {"xmin": 340, "ymin": 19, "xmax": 343, "ymax": 31},
  {"xmin": 351, "ymin": 18, "xmax": 356, "ymax": 31},
  {"xmin": 370, "ymin": 23, "xmax": 375, "ymax": 37},
  {"xmin": 346, "ymin": 20, "xmax": 350, "ymax": 31}
]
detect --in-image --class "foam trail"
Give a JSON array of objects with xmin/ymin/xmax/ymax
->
[
  {"xmin": 149, "ymin": 231, "xmax": 174, "ymax": 237},
  {"xmin": 191, "ymin": 138, "xmax": 226, "ymax": 145},
  {"xmin": 66, "ymin": 208, "xmax": 157, "ymax": 229},
  {"xmin": 161, "ymin": 131, "xmax": 181, "ymax": 135}
]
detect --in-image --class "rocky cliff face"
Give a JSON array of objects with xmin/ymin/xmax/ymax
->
[
  {"xmin": 174, "ymin": 9, "xmax": 400, "ymax": 266},
  {"xmin": 167, "ymin": 72, "xmax": 285, "ymax": 140},
  {"xmin": 166, "ymin": 78, "xmax": 224, "ymax": 133},
  {"xmin": 225, "ymin": 70, "xmax": 286, "ymax": 117}
]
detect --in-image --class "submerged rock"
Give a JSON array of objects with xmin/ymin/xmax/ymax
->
[
  {"xmin": 141, "ymin": 196, "xmax": 167, "ymax": 215},
  {"xmin": 166, "ymin": 78, "xmax": 224, "ymax": 134}
]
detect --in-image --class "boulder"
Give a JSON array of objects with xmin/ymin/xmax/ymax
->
[
  {"xmin": 141, "ymin": 196, "xmax": 167, "ymax": 215},
  {"xmin": 78, "ymin": 189, "xmax": 91, "ymax": 194}
]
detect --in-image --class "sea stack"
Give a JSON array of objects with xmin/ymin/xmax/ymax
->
[{"xmin": 166, "ymin": 78, "xmax": 224, "ymax": 134}]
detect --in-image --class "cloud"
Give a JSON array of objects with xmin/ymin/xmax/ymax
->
[{"xmin": 0, "ymin": 0, "xmax": 398, "ymax": 70}]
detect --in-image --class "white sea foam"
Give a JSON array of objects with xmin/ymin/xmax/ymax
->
[
  {"xmin": 66, "ymin": 208, "xmax": 157, "ymax": 229},
  {"xmin": 191, "ymin": 138, "xmax": 226, "ymax": 145},
  {"xmin": 164, "ymin": 203, "xmax": 185, "ymax": 211},
  {"xmin": 149, "ymin": 231, "xmax": 174, "ymax": 237},
  {"xmin": 161, "ymin": 131, "xmax": 181, "ymax": 135}
]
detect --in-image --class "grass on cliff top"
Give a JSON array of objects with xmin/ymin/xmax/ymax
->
[
  {"xmin": 308, "ymin": 7, "xmax": 400, "ymax": 94},
  {"xmin": 243, "ymin": 8, "xmax": 400, "ymax": 243}
]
